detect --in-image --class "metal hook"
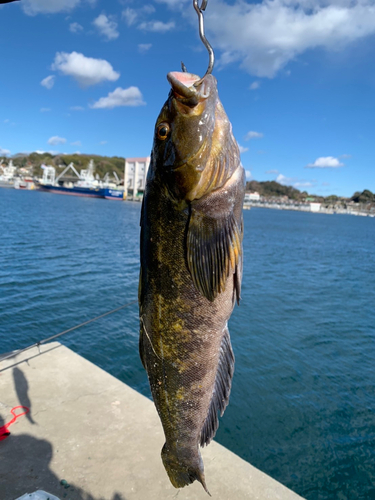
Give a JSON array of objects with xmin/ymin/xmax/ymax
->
[{"xmin": 193, "ymin": 0, "xmax": 214, "ymax": 86}]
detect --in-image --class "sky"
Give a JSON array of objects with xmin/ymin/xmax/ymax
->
[{"xmin": 1, "ymin": 0, "xmax": 374, "ymax": 197}]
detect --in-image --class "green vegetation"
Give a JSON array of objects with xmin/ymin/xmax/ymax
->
[
  {"xmin": 0, "ymin": 153, "xmax": 125, "ymax": 180},
  {"xmin": 246, "ymin": 180, "xmax": 313, "ymax": 201},
  {"xmin": 351, "ymin": 190, "xmax": 374, "ymax": 203},
  {"xmin": 246, "ymin": 180, "xmax": 373, "ymax": 205}
]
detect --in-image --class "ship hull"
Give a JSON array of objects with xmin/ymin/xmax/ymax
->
[
  {"xmin": 38, "ymin": 184, "xmax": 105, "ymax": 198},
  {"xmin": 103, "ymin": 188, "xmax": 124, "ymax": 200}
]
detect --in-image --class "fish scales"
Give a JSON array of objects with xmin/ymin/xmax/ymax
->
[{"xmin": 139, "ymin": 72, "xmax": 245, "ymax": 493}]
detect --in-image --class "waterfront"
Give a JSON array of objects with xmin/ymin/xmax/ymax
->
[{"xmin": 1, "ymin": 188, "xmax": 375, "ymax": 499}]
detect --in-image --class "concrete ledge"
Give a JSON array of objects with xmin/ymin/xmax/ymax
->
[{"xmin": 0, "ymin": 343, "xmax": 303, "ymax": 500}]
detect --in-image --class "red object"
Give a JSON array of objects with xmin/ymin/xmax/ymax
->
[{"xmin": 0, "ymin": 406, "xmax": 30, "ymax": 441}]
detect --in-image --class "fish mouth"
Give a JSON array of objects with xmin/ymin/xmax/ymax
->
[{"xmin": 167, "ymin": 72, "xmax": 209, "ymax": 107}]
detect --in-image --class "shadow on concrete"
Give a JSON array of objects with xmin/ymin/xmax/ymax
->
[
  {"xmin": 0, "ymin": 408, "xmax": 127, "ymax": 500},
  {"xmin": 13, "ymin": 366, "xmax": 36, "ymax": 425}
]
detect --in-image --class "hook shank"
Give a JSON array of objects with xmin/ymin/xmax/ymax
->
[{"xmin": 193, "ymin": 0, "xmax": 214, "ymax": 86}]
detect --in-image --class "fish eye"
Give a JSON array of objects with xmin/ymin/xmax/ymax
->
[{"xmin": 157, "ymin": 123, "xmax": 170, "ymax": 140}]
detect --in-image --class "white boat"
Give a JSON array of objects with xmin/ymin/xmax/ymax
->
[{"xmin": 0, "ymin": 160, "xmax": 17, "ymax": 188}]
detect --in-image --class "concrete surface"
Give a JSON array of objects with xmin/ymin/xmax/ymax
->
[{"xmin": 0, "ymin": 342, "xmax": 304, "ymax": 500}]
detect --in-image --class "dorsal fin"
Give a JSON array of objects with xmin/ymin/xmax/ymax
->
[{"xmin": 200, "ymin": 327, "xmax": 234, "ymax": 447}]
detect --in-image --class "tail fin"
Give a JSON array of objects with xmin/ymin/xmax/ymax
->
[{"xmin": 161, "ymin": 443, "xmax": 211, "ymax": 495}]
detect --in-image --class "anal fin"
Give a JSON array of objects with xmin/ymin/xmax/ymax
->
[{"xmin": 200, "ymin": 327, "xmax": 235, "ymax": 447}]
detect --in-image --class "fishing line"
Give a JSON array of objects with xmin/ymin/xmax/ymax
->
[{"xmin": 0, "ymin": 300, "xmax": 138, "ymax": 364}]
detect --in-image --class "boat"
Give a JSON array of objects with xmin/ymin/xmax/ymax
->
[
  {"xmin": 103, "ymin": 188, "xmax": 124, "ymax": 200},
  {"xmin": 0, "ymin": 160, "xmax": 16, "ymax": 188},
  {"xmin": 37, "ymin": 161, "xmax": 105, "ymax": 198},
  {"xmin": 14, "ymin": 177, "xmax": 35, "ymax": 190},
  {"xmin": 39, "ymin": 184, "xmax": 105, "ymax": 197},
  {"xmin": 102, "ymin": 171, "xmax": 124, "ymax": 200}
]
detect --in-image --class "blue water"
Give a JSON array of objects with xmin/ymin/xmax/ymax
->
[{"xmin": 1, "ymin": 189, "xmax": 375, "ymax": 499}]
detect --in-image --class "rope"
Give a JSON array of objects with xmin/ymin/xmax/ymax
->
[
  {"xmin": 0, "ymin": 406, "xmax": 30, "ymax": 441},
  {"xmin": 0, "ymin": 300, "xmax": 137, "ymax": 364}
]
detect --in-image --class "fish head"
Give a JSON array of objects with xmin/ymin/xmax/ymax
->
[{"xmin": 152, "ymin": 71, "xmax": 238, "ymax": 202}]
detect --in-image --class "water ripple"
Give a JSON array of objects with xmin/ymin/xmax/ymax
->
[{"xmin": 1, "ymin": 192, "xmax": 375, "ymax": 499}]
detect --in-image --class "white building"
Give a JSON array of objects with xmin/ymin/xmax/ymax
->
[
  {"xmin": 245, "ymin": 191, "xmax": 261, "ymax": 202},
  {"xmin": 310, "ymin": 202, "xmax": 321, "ymax": 212},
  {"xmin": 124, "ymin": 157, "xmax": 151, "ymax": 200}
]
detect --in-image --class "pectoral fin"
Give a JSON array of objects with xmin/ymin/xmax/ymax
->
[{"xmin": 187, "ymin": 205, "xmax": 242, "ymax": 302}]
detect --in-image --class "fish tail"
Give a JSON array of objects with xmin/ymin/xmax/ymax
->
[{"xmin": 161, "ymin": 443, "xmax": 211, "ymax": 495}]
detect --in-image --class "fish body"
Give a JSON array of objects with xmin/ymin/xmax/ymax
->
[{"xmin": 139, "ymin": 72, "xmax": 245, "ymax": 492}]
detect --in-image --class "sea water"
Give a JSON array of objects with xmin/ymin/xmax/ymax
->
[{"xmin": 1, "ymin": 188, "xmax": 374, "ymax": 499}]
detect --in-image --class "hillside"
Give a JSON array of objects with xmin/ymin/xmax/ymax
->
[
  {"xmin": 1, "ymin": 153, "xmax": 126, "ymax": 180},
  {"xmin": 1, "ymin": 153, "xmax": 374, "ymax": 204},
  {"xmin": 246, "ymin": 180, "xmax": 317, "ymax": 201}
]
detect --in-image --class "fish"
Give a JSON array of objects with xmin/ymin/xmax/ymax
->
[
  {"xmin": 139, "ymin": 70, "xmax": 245, "ymax": 493},
  {"xmin": 0, "ymin": 1, "xmax": 20, "ymax": 4}
]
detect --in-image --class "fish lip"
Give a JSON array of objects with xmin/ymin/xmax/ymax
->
[{"xmin": 167, "ymin": 72, "xmax": 210, "ymax": 105}]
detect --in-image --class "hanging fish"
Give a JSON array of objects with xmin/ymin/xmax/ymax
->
[{"xmin": 139, "ymin": 0, "xmax": 245, "ymax": 494}]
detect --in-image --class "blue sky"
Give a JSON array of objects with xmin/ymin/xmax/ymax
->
[{"xmin": 1, "ymin": 0, "xmax": 374, "ymax": 197}]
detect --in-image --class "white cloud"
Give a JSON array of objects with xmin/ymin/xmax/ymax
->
[
  {"xmin": 22, "ymin": 0, "xmax": 96, "ymax": 16},
  {"xmin": 0, "ymin": 147, "xmax": 11, "ymax": 156},
  {"xmin": 266, "ymin": 169, "xmax": 279, "ymax": 174},
  {"xmin": 294, "ymin": 181, "xmax": 313, "ymax": 188},
  {"xmin": 122, "ymin": 7, "xmax": 138, "ymax": 26},
  {"xmin": 3, "ymin": 119, "xmax": 10, "ymax": 124},
  {"xmin": 138, "ymin": 43, "xmax": 152, "ymax": 53},
  {"xmin": 122, "ymin": 5, "xmax": 155, "ymax": 26},
  {"xmin": 100, "ymin": 140, "xmax": 108, "ymax": 145},
  {"xmin": 71, "ymin": 141, "xmax": 82, "ymax": 146},
  {"xmin": 52, "ymin": 52, "xmax": 120, "ymax": 87},
  {"xmin": 238, "ymin": 144, "xmax": 249, "ymax": 153},
  {"xmin": 40, "ymin": 108, "xmax": 51, "ymax": 112},
  {"xmin": 90, "ymin": 87, "xmax": 146, "ymax": 109},
  {"xmin": 48, "ymin": 136, "xmax": 67, "ymax": 146},
  {"xmin": 245, "ymin": 130, "xmax": 264, "ymax": 140},
  {"xmin": 276, "ymin": 173, "xmax": 316, "ymax": 189},
  {"xmin": 154, "ymin": 0, "xmax": 186, "ymax": 8},
  {"xmin": 138, "ymin": 20, "xmax": 175, "ymax": 32},
  {"xmin": 143, "ymin": 5, "xmax": 156, "ymax": 15},
  {"xmin": 93, "ymin": 14, "xmax": 119, "ymax": 40},
  {"xmin": 306, "ymin": 156, "xmax": 344, "ymax": 168},
  {"xmin": 41, "ymin": 75, "xmax": 55, "ymax": 89},
  {"xmin": 70, "ymin": 106, "xmax": 85, "ymax": 111},
  {"xmin": 276, "ymin": 173, "xmax": 293, "ymax": 185},
  {"xmin": 249, "ymin": 81, "xmax": 260, "ymax": 90},
  {"xmin": 245, "ymin": 170, "xmax": 252, "ymax": 179},
  {"xmin": 70, "ymin": 22, "xmax": 83, "ymax": 33},
  {"xmin": 205, "ymin": 0, "xmax": 375, "ymax": 78}
]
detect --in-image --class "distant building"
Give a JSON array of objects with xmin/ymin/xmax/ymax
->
[
  {"xmin": 124, "ymin": 157, "xmax": 151, "ymax": 200},
  {"xmin": 310, "ymin": 202, "xmax": 321, "ymax": 212},
  {"xmin": 245, "ymin": 191, "xmax": 260, "ymax": 202}
]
